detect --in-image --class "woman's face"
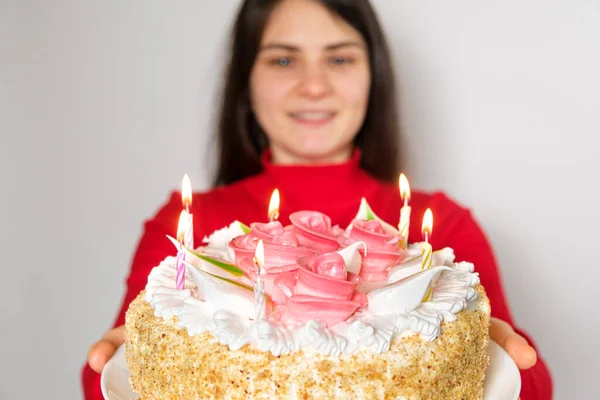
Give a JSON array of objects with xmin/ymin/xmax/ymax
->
[{"xmin": 250, "ymin": 0, "xmax": 371, "ymax": 164}]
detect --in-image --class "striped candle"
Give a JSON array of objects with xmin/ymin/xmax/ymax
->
[
  {"xmin": 421, "ymin": 208, "xmax": 433, "ymax": 301},
  {"xmin": 253, "ymin": 240, "xmax": 267, "ymax": 320},
  {"xmin": 183, "ymin": 210, "xmax": 193, "ymax": 250},
  {"xmin": 175, "ymin": 246, "xmax": 186, "ymax": 290},
  {"xmin": 420, "ymin": 241, "xmax": 432, "ymax": 271},
  {"xmin": 175, "ymin": 210, "xmax": 188, "ymax": 290}
]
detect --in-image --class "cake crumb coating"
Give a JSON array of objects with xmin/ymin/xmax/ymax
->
[{"xmin": 125, "ymin": 286, "xmax": 490, "ymax": 400}]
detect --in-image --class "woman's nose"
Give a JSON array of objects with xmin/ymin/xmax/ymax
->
[{"xmin": 296, "ymin": 65, "xmax": 333, "ymax": 99}]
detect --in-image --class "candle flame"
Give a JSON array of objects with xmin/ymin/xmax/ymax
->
[
  {"xmin": 182, "ymin": 174, "xmax": 192, "ymax": 208},
  {"xmin": 422, "ymin": 208, "xmax": 433, "ymax": 238},
  {"xmin": 268, "ymin": 189, "xmax": 280, "ymax": 221},
  {"xmin": 399, "ymin": 173, "xmax": 411, "ymax": 201},
  {"xmin": 254, "ymin": 239, "xmax": 265, "ymax": 269},
  {"xmin": 177, "ymin": 210, "xmax": 188, "ymax": 243}
]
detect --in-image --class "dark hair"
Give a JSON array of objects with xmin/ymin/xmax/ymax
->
[{"xmin": 212, "ymin": 0, "xmax": 400, "ymax": 187}]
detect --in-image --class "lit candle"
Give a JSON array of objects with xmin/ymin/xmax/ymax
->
[
  {"xmin": 398, "ymin": 173, "xmax": 411, "ymax": 249},
  {"xmin": 181, "ymin": 174, "xmax": 194, "ymax": 250},
  {"xmin": 175, "ymin": 210, "xmax": 188, "ymax": 290},
  {"xmin": 268, "ymin": 189, "xmax": 280, "ymax": 222},
  {"xmin": 421, "ymin": 208, "xmax": 433, "ymax": 301},
  {"xmin": 253, "ymin": 240, "xmax": 267, "ymax": 320}
]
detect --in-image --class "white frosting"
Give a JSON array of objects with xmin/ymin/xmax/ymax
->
[
  {"xmin": 185, "ymin": 263, "xmax": 255, "ymax": 318},
  {"xmin": 336, "ymin": 241, "xmax": 365, "ymax": 275},
  {"xmin": 201, "ymin": 220, "xmax": 247, "ymax": 260},
  {"xmin": 144, "ymin": 221, "xmax": 481, "ymax": 356},
  {"xmin": 367, "ymin": 266, "xmax": 451, "ymax": 315},
  {"xmin": 145, "ymin": 249, "xmax": 480, "ymax": 357},
  {"xmin": 387, "ymin": 247, "xmax": 455, "ymax": 283}
]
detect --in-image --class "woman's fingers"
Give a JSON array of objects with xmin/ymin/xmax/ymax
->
[
  {"xmin": 87, "ymin": 325, "xmax": 125, "ymax": 374},
  {"xmin": 489, "ymin": 317, "xmax": 537, "ymax": 370},
  {"xmin": 504, "ymin": 333, "xmax": 537, "ymax": 369},
  {"xmin": 88, "ymin": 341, "xmax": 116, "ymax": 373},
  {"xmin": 489, "ymin": 317, "xmax": 513, "ymax": 347}
]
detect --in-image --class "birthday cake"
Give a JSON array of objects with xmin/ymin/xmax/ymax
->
[{"xmin": 125, "ymin": 199, "xmax": 490, "ymax": 399}]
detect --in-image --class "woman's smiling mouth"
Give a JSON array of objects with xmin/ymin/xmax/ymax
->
[{"xmin": 289, "ymin": 111, "xmax": 337, "ymax": 126}]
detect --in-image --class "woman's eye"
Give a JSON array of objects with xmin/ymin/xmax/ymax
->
[
  {"xmin": 330, "ymin": 56, "xmax": 352, "ymax": 65},
  {"xmin": 271, "ymin": 57, "xmax": 293, "ymax": 67}
]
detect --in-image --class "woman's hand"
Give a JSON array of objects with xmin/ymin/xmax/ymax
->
[
  {"xmin": 87, "ymin": 325, "xmax": 125, "ymax": 373},
  {"xmin": 489, "ymin": 317, "xmax": 537, "ymax": 370}
]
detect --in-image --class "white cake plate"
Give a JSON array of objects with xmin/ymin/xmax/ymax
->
[{"xmin": 101, "ymin": 340, "xmax": 520, "ymax": 400}]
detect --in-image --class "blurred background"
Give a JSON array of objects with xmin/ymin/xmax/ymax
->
[{"xmin": 1, "ymin": 0, "xmax": 598, "ymax": 398}]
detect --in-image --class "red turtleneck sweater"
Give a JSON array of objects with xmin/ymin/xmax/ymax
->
[{"xmin": 82, "ymin": 151, "xmax": 552, "ymax": 399}]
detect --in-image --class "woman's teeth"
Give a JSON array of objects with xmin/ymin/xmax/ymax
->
[{"xmin": 292, "ymin": 112, "xmax": 334, "ymax": 120}]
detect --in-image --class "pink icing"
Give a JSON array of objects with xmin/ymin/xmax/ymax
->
[
  {"xmin": 315, "ymin": 257, "xmax": 347, "ymax": 280},
  {"xmin": 339, "ymin": 219, "xmax": 405, "ymax": 281},
  {"xmin": 277, "ymin": 253, "xmax": 365, "ymax": 327},
  {"xmin": 250, "ymin": 221, "xmax": 285, "ymax": 241},
  {"xmin": 263, "ymin": 245, "xmax": 317, "ymax": 270},
  {"xmin": 270, "ymin": 230, "xmax": 299, "ymax": 247},
  {"xmin": 289, "ymin": 211, "xmax": 340, "ymax": 252},
  {"xmin": 347, "ymin": 219, "xmax": 400, "ymax": 251},
  {"xmin": 237, "ymin": 245, "xmax": 319, "ymax": 305},
  {"xmin": 220, "ymin": 212, "xmax": 406, "ymax": 326},
  {"xmin": 239, "ymin": 257, "xmax": 296, "ymax": 305},
  {"xmin": 228, "ymin": 234, "xmax": 259, "ymax": 264},
  {"xmin": 229, "ymin": 224, "xmax": 301, "ymax": 264}
]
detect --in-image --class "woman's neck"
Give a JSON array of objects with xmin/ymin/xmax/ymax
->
[
  {"xmin": 257, "ymin": 148, "xmax": 375, "ymax": 219},
  {"xmin": 269, "ymin": 144, "xmax": 354, "ymax": 166}
]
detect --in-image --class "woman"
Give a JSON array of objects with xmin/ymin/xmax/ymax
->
[{"xmin": 83, "ymin": 0, "xmax": 552, "ymax": 398}]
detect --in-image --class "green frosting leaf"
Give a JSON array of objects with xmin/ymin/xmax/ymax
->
[
  {"xmin": 354, "ymin": 198, "xmax": 399, "ymax": 235},
  {"xmin": 239, "ymin": 221, "xmax": 251, "ymax": 234},
  {"xmin": 183, "ymin": 260, "xmax": 273, "ymax": 306},
  {"xmin": 358, "ymin": 197, "xmax": 377, "ymax": 220},
  {"xmin": 166, "ymin": 235, "xmax": 244, "ymax": 276},
  {"xmin": 184, "ymin": 260, "xmax": 252, "ymax": 291},
  {"xmin": 185, "ymin": 246, "xmax": 244, "ymax": 276},
  {"xmin": 365, "ymin": 207, "xmax": 376, "ymax": 221}
]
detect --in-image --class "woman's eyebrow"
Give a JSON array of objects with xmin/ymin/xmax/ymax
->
[
  {"xmin": 259, "ymin": 43, "xmax": 300, "ymax": 52},
  {"xmin": 324, "ymin": 40, "xmax": 366, "ymax": 51},
  {"xmin": 259, "ymin": 40, "xmax": 365, "ymax": 52}
]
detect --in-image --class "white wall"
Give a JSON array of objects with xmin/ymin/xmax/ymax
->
[{"xmin": 1, "ymin": 1, "xmax": 597, "ymax": 398}]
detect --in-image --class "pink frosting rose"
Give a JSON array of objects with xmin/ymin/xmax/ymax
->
[
  {"xmin": 238, "ymin": 245, "xmax": 318, "ymax": 304},
  {"xmin": 228, "ymin": 234, "xmax": 259, "ymax": 264},
  {"xmin": 228, "ymin": 225, "xmax": 299, "ymax": 263},
  {"xmin": 270, "ymin": 230, "xmax": 299, "ymax": 247},
  {"xmin": 289, "ymin": 211, "xmax": 341, "ymax": 252},
  {"xmin": 250, "ymin": 221, "xmax": 285, "ymax": 241},
  {"xmin": 277, "ymin": 253, "xmax": 367, "ymax": 327},
  {"xmin": 338, "ymin": 219, "xmax": 405, "ymax": 282}
]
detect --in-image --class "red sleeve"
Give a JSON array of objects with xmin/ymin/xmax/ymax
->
[
  {"xmin": 430, "ymin": 192, "xmax": 553, "ymax": 400},
  {"xmin": 81, "ymin": 192, "xmax": 198, "ymax": 400}
]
